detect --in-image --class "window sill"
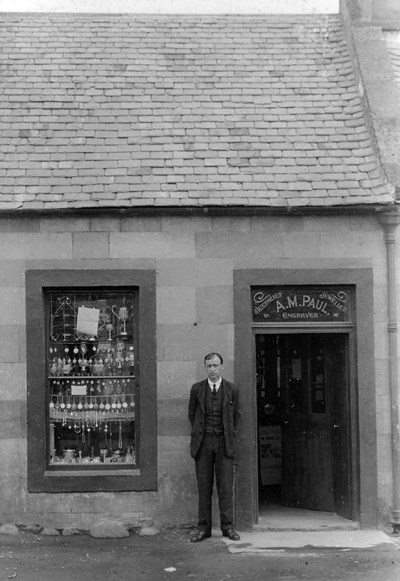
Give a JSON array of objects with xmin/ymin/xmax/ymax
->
[{"xmin": 45, "ymin": 468, "xmax": 141, "ymax": 478}]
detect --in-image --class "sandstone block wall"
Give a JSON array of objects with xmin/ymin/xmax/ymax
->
[{"xmin": 0, "ymin": 212, "xmax": 391, "ymax": 528}]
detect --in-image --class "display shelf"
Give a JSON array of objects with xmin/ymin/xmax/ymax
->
[
  {"xmin": 49, "ymin": 375, "xmax": 136, "ymax": 379},
  {"xmin": 50, "ymin": 411, "xmax": 135, "ymax": 421}
]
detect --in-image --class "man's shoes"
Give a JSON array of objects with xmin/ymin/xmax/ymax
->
[
  {"xmin": 190, "ymin": 530, "xmax": 211, "ymax": 543},
  {"xmin": 223, "ymin": 529, "xmax": 240, "ymax": 541}
]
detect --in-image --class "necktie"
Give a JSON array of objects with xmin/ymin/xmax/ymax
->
[{"xmin": 212, "ymin": 383, "xmax": 217, "ymax": 395}]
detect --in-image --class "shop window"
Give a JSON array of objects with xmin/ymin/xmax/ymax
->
[
  {"xmin": 48, "ymin": 290, "xmax": 137, "ymax": 466},
  {"xmin": 26, "ymin": 270, "xmax": 157, "ymax": 493}
]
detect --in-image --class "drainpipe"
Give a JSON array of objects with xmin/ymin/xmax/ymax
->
[{"xmin": 378, "ymin": 209, "xmax": 400, "ymax": 531}]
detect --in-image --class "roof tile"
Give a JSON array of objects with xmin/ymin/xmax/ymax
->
[{"xmin": 0, "ymin": 13, "xmax": 393, "ymax": 210}]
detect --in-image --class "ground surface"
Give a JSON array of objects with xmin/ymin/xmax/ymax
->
[{"xmin": 0, "ymin": 529, "xmax": 399, "ymax": 581}]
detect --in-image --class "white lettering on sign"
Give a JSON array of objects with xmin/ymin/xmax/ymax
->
[
  {"xmin": 319, "ymin": 291, "xmax": 348, "ymax": 313},
  {"xmin": 275, "ymin": 295, "xmax": 329, "ymax": 314},
  {"xmin": 282, "ymin": 312, "xmax": 319, "ymax": 319},
  {"xmin": 253, "ymin": 291, "xmax": 282, "ymax": 315},
  {"xmin": 252, "ymin": 287, "xmax": 351, "ymax": 322},
  {"xmin": 276, "ymin": 300, "xmax": 286, "ymax": 313}
]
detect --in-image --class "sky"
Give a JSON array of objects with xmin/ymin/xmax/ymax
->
[{"xmin": 0, "ymin": 0, "xmax": 340, "ymax": 14}]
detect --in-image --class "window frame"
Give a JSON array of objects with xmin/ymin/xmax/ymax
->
[{"xmin": 26, "ymin": 269, "xmax": 157, "ymax": 493}]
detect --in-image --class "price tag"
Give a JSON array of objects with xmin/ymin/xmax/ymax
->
[{"xmin": 71, "ymin": 384, "xmax": 87, "ymax": 396}]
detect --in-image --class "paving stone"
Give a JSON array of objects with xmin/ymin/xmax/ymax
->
[
  {"xmin": 41, "ymin": 528, "xmax": 60, "ymax": 536},
  {"xmin": 0, "ymin": 523, "xmax": 19, "ymax": 536},
  {"xmin": 23, "ymin": 524, "xmax": 42, "ymax": 534},
  {"xmin": 139, "ymin": 527, "xmax": 160, "ymax": 536},
  {"xmin": 62, "ymin": 527, "xmax": 81, "ymax": 536},
  {"xmin": 89, "ymin": 519, "xmax": 130, "ymax": 539}
]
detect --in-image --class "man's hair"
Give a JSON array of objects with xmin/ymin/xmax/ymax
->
[{"xmin": 204, "ymin": 352, "xmax": 223, "ymax": 365}]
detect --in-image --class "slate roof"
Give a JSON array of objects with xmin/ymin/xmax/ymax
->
[{"xmin": 0, "ymin": 13, "xmax": 394, "ymax": 211}]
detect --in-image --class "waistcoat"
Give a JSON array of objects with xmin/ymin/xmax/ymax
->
[{"xmin": 204, "ymin": 385, "xmax": 224, "ymax": 433}]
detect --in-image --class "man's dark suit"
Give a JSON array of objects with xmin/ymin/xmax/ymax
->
[{"xmin": 188, "ymin": 378, "xmax": 240, "ymax": 534}]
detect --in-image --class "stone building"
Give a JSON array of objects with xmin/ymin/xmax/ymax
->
[{"xmin": 1, "ymin": 0, "xmax": 400, "ymax": 531}]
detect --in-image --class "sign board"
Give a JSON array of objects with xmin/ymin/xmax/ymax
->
[
  {"xmin": 259, "ymin": 425, "xmax": 281, "ymax": 486},
  {"xmin": 252, "ymin": 286, "xmax": 352, "ymax": 323}
]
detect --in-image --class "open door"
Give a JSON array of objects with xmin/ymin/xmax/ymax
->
[
  {"xmin": 280, "ymin": 334, "xmax": 334, "ymax": 511},
  {"xmin": 327, "ymin": 334, "xmax": 352, "ymax": 519},
  {"xmin": 256, "ymin": 333, "xmax": 352, "ymax": 516}
]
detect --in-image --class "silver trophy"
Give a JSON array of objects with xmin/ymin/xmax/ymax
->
[{"xmin": 112, "ymin": 299, "xmax": 130, "ymax": 339}]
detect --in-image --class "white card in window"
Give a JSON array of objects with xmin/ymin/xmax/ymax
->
[
  {"xmin": 71, "ymin": 384, "xmax": 87, "ymax": 396},
  {"xmin": 76, "ymin": 306, "xmax": 100, "ymax": 337}
]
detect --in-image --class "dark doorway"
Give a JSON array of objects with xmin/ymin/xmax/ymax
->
[{"xmin": 255, "ymin": 333, "xmax": 352, "ymax": 519}]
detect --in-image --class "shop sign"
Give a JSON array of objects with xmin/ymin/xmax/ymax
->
[{"xmin": 251, "ymin": 286, "xmax": 351, "ymax": 323}]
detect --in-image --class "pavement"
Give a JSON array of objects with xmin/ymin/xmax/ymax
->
[
  {"xmin": 0, "ymin": 507, "xmax": 399, "ymax": 581},
  {"xmin": 223, "ymin": 529, "xmax": 398, "ymax": 553},
  {"xmin": 0, "ymin": 525, "xmax": 399, "ymax": 581},
  {"xmin": 223, "ymin": 506, "xmax": 399, "ymax": 554}
]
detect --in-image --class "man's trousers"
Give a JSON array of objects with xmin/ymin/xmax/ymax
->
[{"xmin": 195, "ymin": 431, "xmax": 234, "ymax": 534}]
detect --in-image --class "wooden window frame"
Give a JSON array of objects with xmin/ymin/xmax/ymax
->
[{"xmin": 26, "ymin": 269, "xmax": 157, "ymax": 493}]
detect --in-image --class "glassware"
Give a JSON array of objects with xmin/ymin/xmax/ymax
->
[
  {"xmin": 112, "ymin": 298, "xmax": 130, "ymax": 339},
  {"xmin": 106, "ymin": 319, "xmax": 113, "ymax": 341}
]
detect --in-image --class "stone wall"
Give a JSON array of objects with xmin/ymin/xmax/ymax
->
[
  {"xmin": 344, "ymin": 0, "xmax": 400, "ymax": 23},
  {"xmin": 0, "ymin": 211, "xmax": 391, "ymax": 528},
  {"xmin": 372, "ymin": 0, "xmax": 400, "ymax": 23}
]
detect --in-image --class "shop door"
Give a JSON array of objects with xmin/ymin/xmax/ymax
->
[
  {"xmin": 256, "ymin": 333, "xmax": 351, "ymax": 515},
  {"xmin": 281, "ymin": 334, "xmax": 333, "ymax": 510}
]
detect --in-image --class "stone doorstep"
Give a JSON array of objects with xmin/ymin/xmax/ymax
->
[
  {"xmin": 222, "ymin": 530, "xmax": 400, "ymax": 553},
  {"xmin": 254, "ymin": 512, "xmax": 360, "ymax": 532}
]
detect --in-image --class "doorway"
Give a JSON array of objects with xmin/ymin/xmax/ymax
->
[{"xmin": 255, "ymin": 332, "xmax": 352, "ymax": 519}]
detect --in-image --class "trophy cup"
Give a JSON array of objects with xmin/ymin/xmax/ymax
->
[
  {"xmin": 106, "ymin": 318, "xmax": 114, "ymax": 342},
  {"xmin": 79, "ymin": 342, "xmax": 89, "ymax": 373},
  {"xmin": 112, "ymin": 299, "xmax": 130, "ymax": 340}
]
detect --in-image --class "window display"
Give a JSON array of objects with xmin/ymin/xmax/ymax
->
[{"xmin": 47, "ymin": 291, "xmax": 137, "ymax": 467}]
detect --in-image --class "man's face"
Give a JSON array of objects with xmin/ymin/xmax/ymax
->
[{"xmin": 205, "ymin": 355, "xmax": 223, "ymax": 383}]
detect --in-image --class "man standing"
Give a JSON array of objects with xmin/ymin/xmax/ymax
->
[{"xmin": 188, "ymin": 352, "xmax": 240, "ymax": 542}]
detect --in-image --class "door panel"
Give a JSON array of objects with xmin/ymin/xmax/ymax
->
[
  {"xmin": 256, "ymin": 333, "xmax": 351, "ymax": 515},
  {"xmin": 280, "ymin": 334, "xmax": 334, "ymax": 511},
  {"xmin": 282, "ymin": 420, "xmax": 334, "ymax": 510},
  {"xmin": 326, "ymin": 335, "xmax": 352, "ymax": 518}
]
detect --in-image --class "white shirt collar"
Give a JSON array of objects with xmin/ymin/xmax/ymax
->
[{"xmin": 208, "ymin": 377, "xmax": 222, "ymax": 391}]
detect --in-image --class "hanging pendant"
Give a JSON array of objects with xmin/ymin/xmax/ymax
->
[{"xmin": 118, "ymin": 421, "xmax": 123, "ymax": 449}]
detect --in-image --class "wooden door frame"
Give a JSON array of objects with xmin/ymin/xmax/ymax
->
[
  {"xmin": 253, "ymin": 329, "xmax": 351, "ymax": 516},
  {"xmin": 233, "ymin": 268, "xmax": 377, "ymax": 530}
]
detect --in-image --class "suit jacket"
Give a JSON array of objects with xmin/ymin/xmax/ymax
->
[{"xmin": 188, "ymin": 378, "xmax": 240, "ymax": 459}]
